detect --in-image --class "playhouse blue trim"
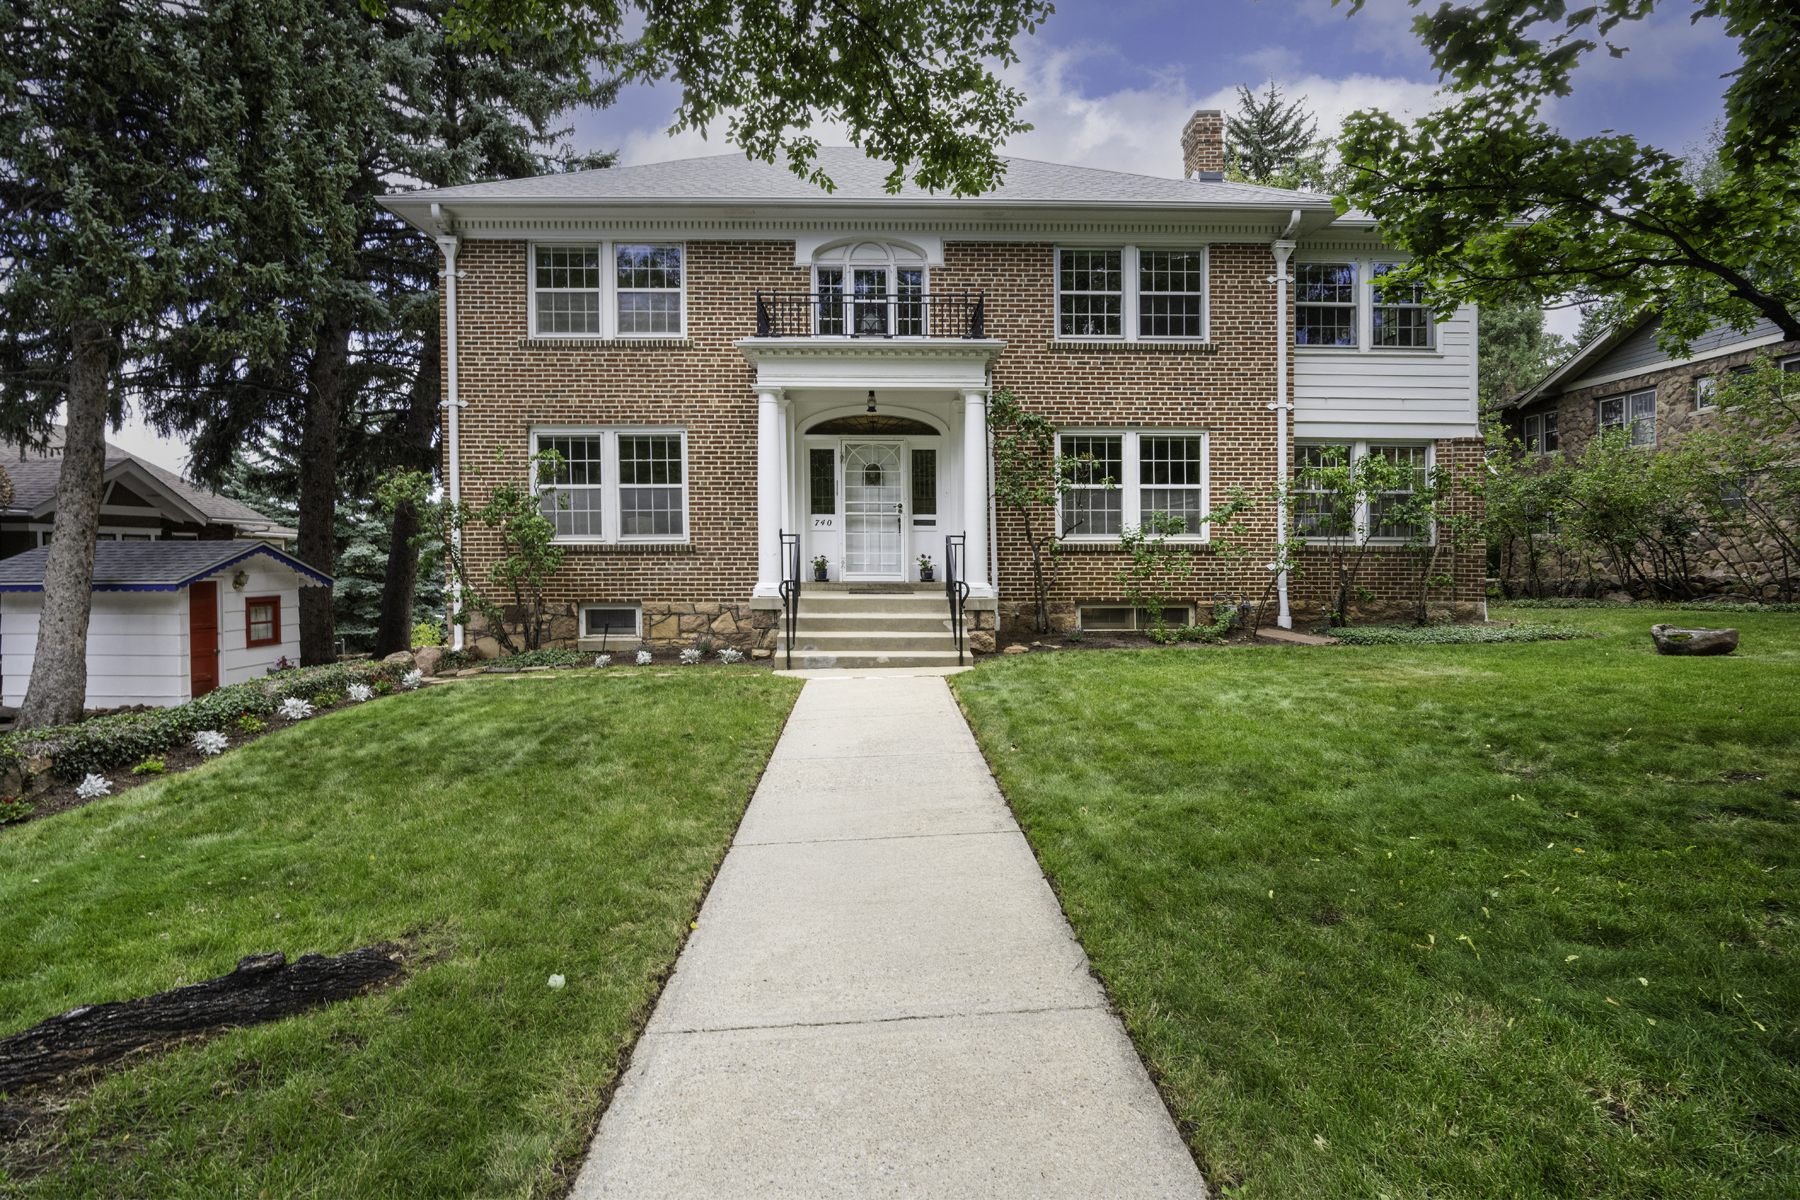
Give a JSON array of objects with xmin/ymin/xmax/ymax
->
[{"xmin": 0, "ymin": 542, "xmax": 332, "ymax": 593}]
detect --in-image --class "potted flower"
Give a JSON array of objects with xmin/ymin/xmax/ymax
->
[
  {"xmin": 917, "ymin": 553, "xmax": 935, "ymax": 582},
  {"xmin": 812, "ymin": 554, "xmax": 829, "ymax": 582}
]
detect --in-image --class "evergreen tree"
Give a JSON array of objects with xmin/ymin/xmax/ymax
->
[
  {"xmin": 1225, "ymin": 81, "xmax": 1319, "ymax": 186},
  {"xmin": 0, "ymin": 0, "xmax": 360, "ymax": 728},
  {"xmin": 140, "ymin": 1, "xmax": 606, "ymax": 663},
  {"xmin": 1478, "ymin": 297, "xmax": 1574, "ymax": 407}
]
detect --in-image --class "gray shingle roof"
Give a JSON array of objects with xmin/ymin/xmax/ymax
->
[
  {"xmin": 1, "ymin": 428, "xmax": 283, "ymax": 529},
  {"xmin": 0, "ymin": 541, "xmax": 332, "ymax": 591},
  {"xmin": 406, "ymin": 146, "xmax": 1332, "ymax": 208}
]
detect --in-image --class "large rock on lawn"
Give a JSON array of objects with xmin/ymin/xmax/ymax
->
[
  {"xmin": 381, "ymin": 650, "xmax": 415, "ymax": 665},
  {"xmin": 1650, "ymin": 624, "xmax": 1738, "ymax": 656},
  {"xmin": 412, "ymin": 646, "xmax": 446, "ymax": 676}
]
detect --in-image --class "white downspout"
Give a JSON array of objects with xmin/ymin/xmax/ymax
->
[
  {"xmin": 1270, "ymin": 210, "xmax": 1301, "ymax": 630},
  {"xmin": 433, "ymin": 205, "xmax": 466, "ymax": 650}
]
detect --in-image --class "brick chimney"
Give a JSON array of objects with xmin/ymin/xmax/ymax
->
[{"xmin": 1181, "ymin": 109, "xmax": 1225, "ymax": 182}]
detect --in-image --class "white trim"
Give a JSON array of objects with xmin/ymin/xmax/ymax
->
[
  {"xmin": 613, "ymin": 241, "xmax": 687, "ymax": 337},
  {"xmin": 577, "ymin": 602, "xmax": 642, "ymax": 642},
  {"xmin": 528, "ymin": 241, "xmax": 605, "ymax": 338},
  {"xmin": 531, "ymin": 426, "xmax": 690, "ymax": 545},
  {"xmin": 1055, "ymin": 429, "xmax": 1213, "ymax": 543}
]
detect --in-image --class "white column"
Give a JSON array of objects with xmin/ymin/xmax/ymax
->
[
  {"xmin": 755, "ymin": 386, "xmax": 783, "ymax": 596},
  {"xmin": 961, "ymin": 388, "xmax": 990, "ymax": 592}
]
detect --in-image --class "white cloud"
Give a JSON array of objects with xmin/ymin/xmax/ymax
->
[{"xmin": 606, "ymin": 43, "xmax": 1445, "ymax": 181}]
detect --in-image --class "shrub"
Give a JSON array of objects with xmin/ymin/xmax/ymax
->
[
  {"xmin": 434, "ymin": 649, "xmax": 482, "ymax": 673},
  {"xmin": 494, "ymin": 648, "xmax": 588, "ymax": 669},
  {"xmin": 411, "ymin": 620, "xmax": 446, "ymax": 648},
  {"xmin": 1332, "ymin": 623, "xmax": 1592, "ymax": 646},
  {"xmin": 0, "ymin": 795, "xmax": 32, "ymax": 823},
  {"xmin": 348, "ymin": 683, "xmax": 374, "ymax": 703},
  {"xmin": 680, "ymin": 648, "xmax": 703, "ymax": 665},
  {"xmin": 236, "ymin": 713, "xmax": 268, "ymax": 736},
  {"xmin": 594, "ymin": 654, "xmax": 612, "ymax": 668},
  {"xmin": 192, "ymin": 729, "xmax": 229, "ymax": 757},
  {"xmin": 279, "ymin": 697, "xmax": 315, "ymax": 720},
  {"xmin": 717, "ymin": 647, "xmax": 743, "ymax": 664},
  {"xmin": 132, "ymin": 758, "xmax": 168, "ymax": 775},
  {"xmin": 312, "ymin": 692, "xmax": 342, "ymax": 708},
  {"xmin": 1064, "ymin": 627, "xmax": 1085, "ymax": 642},
  {"xmin": 372, "ymin": 681, "xmax": 394, "ymax": 696},
  {"xmin": 401, "ymin": 669, "xmax": 423, "ymax": 690},
  {"xmin": 636, "ymin": 649, "xmax": 654, "ymax": 666},
  {"xmin": 76, "ymin": 774, "xmax": 112, "ymax": 799}
]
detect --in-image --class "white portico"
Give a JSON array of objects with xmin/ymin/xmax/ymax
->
[{"xmin": 739, "ymin": 338, "xmax": 1005, "ymax": 598}]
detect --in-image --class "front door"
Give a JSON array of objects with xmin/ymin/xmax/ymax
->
[
  {"xmin": 842, "ymin": 441, "xmax": 905, "ymax": 578},
  {"xmin": 189, "ymin": 580, "xmax": 220, "ymax": 698}
]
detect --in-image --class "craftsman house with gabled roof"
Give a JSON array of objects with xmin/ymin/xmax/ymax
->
[{"xmin": 380, "ymin": 113, "xmax": 1487, "ymax": 665}]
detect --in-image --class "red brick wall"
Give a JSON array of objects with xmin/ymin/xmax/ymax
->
[{"xmin": 441, "ymin": 237, "xmax": 1486, "ymax": 648}]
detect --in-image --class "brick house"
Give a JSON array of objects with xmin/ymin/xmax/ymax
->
[{"xmin": 380, "ymin": 113, "xmax": 1485, "ymax": 664}]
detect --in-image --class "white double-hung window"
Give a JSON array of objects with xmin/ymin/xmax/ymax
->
[
  {"xmin": 1138, "ymin": 251, "xmax": 1207, "ymax": 338},
  {"xmin": 1371, "ymin": 263, "xmax": 1432, "ymax": 348},
  {"xmin": 1296, "ymin": 264, "xmax": 1357, "ymax": 346},
  {"xmin": 1059, "ymin": 431, "xmax": 1211, "ymax": 540},
  {"xmin": 530, "ymin": 242, "xmax": 686, "ymax": 337},
  {"xmin": 1058, "ymin": 250, "xmax": 1123, "ymax": 337},
  {"xmin": 1293, "ymin": 441, "xmax": 1433, "ymax": 542},
  {"xmin": 534, "ymin": 246, "xmax": 603, "ymax": 334},
  {"xmin": 1056, "ymin": 247, "xmax": 1210, "ymax": 341},
  {"xmin": 1294, "ymin": 258, "xmax": 1438, "ymax": 350},
  {"xmin": 534, "ymin": 429, "xmax": 688, "ymax": 542}
]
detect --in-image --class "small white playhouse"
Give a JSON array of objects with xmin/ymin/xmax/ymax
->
[{"xmin": 0, "ymin": 541, "xmax": 333, "ymax": 709}]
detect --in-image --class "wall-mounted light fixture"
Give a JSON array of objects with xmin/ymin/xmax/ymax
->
[
  {"xmin": 232, "ymin": 570, "xmax": 249, "ymax": 591},
  {"xmin": 866, "ymin": 389, "xmax": 877, "ymax": 413}
]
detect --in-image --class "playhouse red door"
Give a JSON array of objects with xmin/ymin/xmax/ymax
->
[{"xmin": 189, "ymin": 581, "xmax": 220, "ymax": 698}]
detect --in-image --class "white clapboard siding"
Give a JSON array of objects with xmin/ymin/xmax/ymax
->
[
  {"xmin": 211, "ymin": 561, "xmax": 305, "ymax": 686},
  {"xmin": 1, "ymin": 592, "xmax": 188, "ymax": 708},
  {"xmin": 1295, "ymin": 305, "xmax": 1480, "ymax": 441},
  {"xmin": 0, "ymin": 556, "xmax": 314, "ymax": 710}
]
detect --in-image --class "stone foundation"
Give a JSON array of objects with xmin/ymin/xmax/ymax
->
[{"xmin": 461, "ymin": 603, "xmax": 775, "ymax": 658}]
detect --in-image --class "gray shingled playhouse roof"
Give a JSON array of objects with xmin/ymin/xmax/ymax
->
[
  {"xmin": 0, "ymin": 541, "xmax": 332, "ymax": 592},
  {"xmin": 2, "ymin": 427, "xmax": 286, "ymax": 531}
]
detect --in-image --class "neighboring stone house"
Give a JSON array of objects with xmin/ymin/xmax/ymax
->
[
  {"xmin": 1495, "ymin": 312, "xmax": 1800, "ymax": 461},
  {"xmin": 379, "ymin": 114, "xmax": 1485, "ymax": 663}
]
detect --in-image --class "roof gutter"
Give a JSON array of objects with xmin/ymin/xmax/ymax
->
[
  {"xmin": 1268, "ymin": 209, "xmax": 1301, "ymax": 630},
  {"xmin": 433, "ymin": 204, "xmax": 467, "ymax": 651}
]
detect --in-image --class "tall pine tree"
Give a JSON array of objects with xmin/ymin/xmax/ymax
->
[
  {"xmin": 0, "ymin": 0, "xmax": 360, "ymax": 726},
  {"xmin": 1225, "ymin": 81, "xmax": 1320, "ymax": 187}
]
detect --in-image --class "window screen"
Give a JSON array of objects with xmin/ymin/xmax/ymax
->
[
  {"xmin": 534, "ymin": 245, "xmax": 602, "ymax": 335},
  {"xmin": 619, "ymin": 434, "xmax": 684, "ymax": 536},
  {"xmin": 616, "ymin": 245, "xmax": 682, "ymax": 335},
  {"xmin": 537, "ymin": 435, "xmax": 605, "ymax": 537},
  {"xmin": 1296, "ymin": 264, "xmax": 1356, "ymax": 346},
  {"xmin": 1139, "ymin": 436, "xmax": 1204, "ymax": 532},
  {"xmin": 1061, "ymin": 434, "xmax": 1123, "ymax": 535},
  {"xmin": 1139, "ymin": 251, "xmax": 1206, "ymax": 338},
  {"xmin": 1059, "ymin": 250, "xmax": 1123, "ymax": 337}
]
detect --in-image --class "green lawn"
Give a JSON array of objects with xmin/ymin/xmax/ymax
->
[
  {"xmin": 0, "ymin": 670, "xmax": 801, "ymax": 1199},
  {"xmin": 952, "ymin": 608, "xmax": 1800, "ymax": 1200}
]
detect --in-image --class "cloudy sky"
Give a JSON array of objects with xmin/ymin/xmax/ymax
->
[{"xmin": 114, "ymin": 0, "xmax": 1741, "ymax": 468}]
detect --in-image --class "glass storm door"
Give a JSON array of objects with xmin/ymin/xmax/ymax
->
[{"xmin": 842, "ymin": 441, "xmax": 904, "ymax": 577}]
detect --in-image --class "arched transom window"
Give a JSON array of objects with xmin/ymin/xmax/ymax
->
[{"xmin": 813, "ymin": 242, "xmax": 928, "ymax": 336}]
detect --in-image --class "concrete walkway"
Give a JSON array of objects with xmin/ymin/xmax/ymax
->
[{"xmin": 571, "ymin": 676, "xmax": 1206, "ymax": 1199}]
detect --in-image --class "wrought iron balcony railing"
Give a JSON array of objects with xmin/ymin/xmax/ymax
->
[{"xmin": 754, "ymin": 290, "xmax": 986, "ymax": 339}]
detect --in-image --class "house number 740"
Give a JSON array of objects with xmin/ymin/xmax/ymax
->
[{"xmin": 812, "ymin": 516, "xmax": 836, "ymax": 529}]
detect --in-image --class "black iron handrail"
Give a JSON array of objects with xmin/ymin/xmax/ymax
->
[
  {"xmin": 754, "ymin": 290, "xmax": 986, "ymax": 339},
  {"xmin": 777, "ymin": 530, "xmax": 801, "ymax": 670},
  {"xmin": 945, "ymin": 533, "xmax": 971, "ymax": 665}
]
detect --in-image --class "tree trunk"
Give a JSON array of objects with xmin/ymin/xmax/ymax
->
[
  {"xmin": 297, "ymin": 310, "xmax": 352, "ymax": 666},
  {"xmin": 372, "ymin": 326, "xmax": 440, "ymax": 658},
  {"xmin": 15, "ymin": 322, "xmax": 112, "ymax": 732},
  {"xmin": 0, "ymin": 947, "xmax": 402, "ymax": 1090}
]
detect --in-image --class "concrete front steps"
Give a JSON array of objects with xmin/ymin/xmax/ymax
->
[{"xmin": 775, "ymin": 583, "xmax": 971, "ymax": 669}]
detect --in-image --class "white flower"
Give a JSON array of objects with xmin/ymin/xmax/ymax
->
[
  {"xmin": 76, "ymin": 773, "xmax": 111, "ymax": 799},
  {"xmin": 547, "ymin": 974, "xmax": 566, "ymax": 989},
  {"xmin": 347, "ymin": 683, "xmax": 374, "ymax": 703},
  {"xmin": 593, "ymin": 654, "xmax": 612, "ymax": 668},
  {"xmin": 680, "ymin": 648, "xmax": 702, "ymax": 665},
  {"xmin": 717, "ymin": 647, "xmax": 743, "ymax": 664},
  {"xmin": 401, "ymin": 669, "xmax": 423, "ymax": 690},
  {"xmin": 636, "ymin": 649, "xmax": 653, "ymax": 666},
  {"xmin": 191, "ymin": 729, "xmax": 228, "ymax": 756},
  {"xmin": 279, "ymin": 697, "xmax": 314, "ymax": 720}
]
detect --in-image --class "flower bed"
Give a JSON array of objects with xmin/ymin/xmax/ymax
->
[
  {"xmin": 1, "ymin": 659, "xmax": 411, "ymax": 782},
  {"xmin": 1332, "ymin": 623, "xmax": 1593, "ymax": 646}
]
